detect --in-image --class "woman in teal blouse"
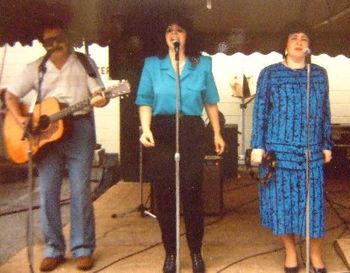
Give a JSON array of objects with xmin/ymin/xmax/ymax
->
[{"xmin": 136, "ymin": 16, "xmax": 225, "ymax": 273}]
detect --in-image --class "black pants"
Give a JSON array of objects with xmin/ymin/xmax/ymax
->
[{"xmin": 146, "ymin": 115, "xmax": 205, "ymax": 254}]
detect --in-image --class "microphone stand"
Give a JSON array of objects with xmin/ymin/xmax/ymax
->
[
  {"xmin": 25, "ymin": 117, "xmax": 35, "ymax": 273},
  {"xmin": 21, "ymin": 90, "xmax": 39, "ymax": 273},
  {"xmin": 305, "ymin": 54, "xmax": 311, "ymax": 273},
  {"xmin": 25, "ymin": 54, "xmax": 49, "ymax": 273},
  {"xmin": 138, "ymin": 126, "xmax": 156, "ymax": 219},
  {"xmin": 239, "ymin": 94, "xmax": 255, "ymax": 165},
  {"xmin": 174, "ymin": 45, "xmax": 181, "ymax": 273}
]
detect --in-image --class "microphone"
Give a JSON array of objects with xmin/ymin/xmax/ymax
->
[
  {"xmin": 304, "ymin": 48, "xmax": 312, "ymax": 64},
  {"xmin": 172, "ymin": 39, "xmax": 180, "ymax": 61},
  {"xmin": 304, "ymin": 48, "xmax": 312, "ymax": 56},
  {"xmin": 172, "ymin": 39, "xmax": 180, "ymax": 49},
  {"xmin": 39, "ymin": 46, "xmax": 61, "ymax": 72}
]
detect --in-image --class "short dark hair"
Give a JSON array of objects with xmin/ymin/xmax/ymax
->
[{"xmin": 279, "ymin": 22, "xmax": 313, "ymax": 58}]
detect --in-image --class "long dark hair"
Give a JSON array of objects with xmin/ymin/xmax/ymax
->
[{"xmin": 156, "ymin": 15, "xmax": 201, "ymax": 65}]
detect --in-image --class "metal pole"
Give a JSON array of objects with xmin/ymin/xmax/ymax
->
[
  {"xmin": 240, "ymin": 96, "xmax": 245, "ymax": 163},
  {"xmin": 305, "ymin": 61, "xmax": 311, "ymax": 273},
  {"xmin": 139, "ymin": 126, "xmax": 145, "ymax": 214},
  {"xmin": 139, "ymin": 126, "xmax": 156, "ymax": 218},
  {"xmin": 0, "ymin": 44, "xmax": 8, "ymax": 84},
  {"xmin": 26, "ymin": 132, "xmax": 35, "ymax": 273},
  {"xmin": 174, "ymin": 48, "xmax": 181, "ymax": 273}
]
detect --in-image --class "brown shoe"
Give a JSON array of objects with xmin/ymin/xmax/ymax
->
[
  {"xmin": 75, "ymin": 255, "xmax": 94, "ymax": 271},
  {"xmin": 39, "ymin": 256, "xmax": 65, "ymax": 272}
]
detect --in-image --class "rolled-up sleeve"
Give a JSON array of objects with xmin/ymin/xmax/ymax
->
[
  {"xmin": 203, "ymin": 57, "xmax": 219, "ymax": 104},
  {"xmin": 7, "ymin": 64, "xmax": 36, "ymax": 97},
  {"xmin": 135, "ymin": 58, "xmax": 154, "ymax": 106}
]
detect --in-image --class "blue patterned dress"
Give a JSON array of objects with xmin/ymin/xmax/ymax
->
[{"xmin": 250, "ymin": 62, "xmax": 332, "ymax": 238}]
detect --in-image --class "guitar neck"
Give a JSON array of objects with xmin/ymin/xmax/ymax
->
[
  {"xmin": 49, "ymin": 99, "xmax": 91, "ymax": 122},
  {"xmin": 47, "ymin": 82, "xmax": 130, "ymax": 123}
]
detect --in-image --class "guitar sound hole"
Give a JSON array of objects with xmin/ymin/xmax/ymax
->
[{"xmin": 38, "ymin": 115, "xmax": 50, "ymax": 131}]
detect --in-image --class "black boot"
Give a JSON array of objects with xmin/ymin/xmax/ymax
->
[
  {"xmin": 163, "ymin": 253, "xmax": 176, "ymax": 273},
  {"xmin": 191, "ymin": 251, "xmax": 205, "ymax": 273},
  {"xmin": 284, "ymin": 266, "xmax": 299, "ymax": 273},
  {"xmin": 313, "ymin": 267, "xmax": 327, "ymax": 273}
]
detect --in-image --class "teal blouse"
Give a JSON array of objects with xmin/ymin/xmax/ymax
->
[{"xmin": 135, "ymin": 55, "xmax": 219, "ymax": 116}]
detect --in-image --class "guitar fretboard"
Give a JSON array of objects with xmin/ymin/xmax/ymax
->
[
  {"xmin": 46, "ymin": 82, "xmax": 129, "ymax": 123},
  {"xmin": 49, "ymin": 99, "xmax": 91, "ymax": 122}
]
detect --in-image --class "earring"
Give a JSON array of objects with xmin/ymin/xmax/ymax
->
[{"xmin": 284, "ymin": 49, "xmax": 288, "ymax": 56}]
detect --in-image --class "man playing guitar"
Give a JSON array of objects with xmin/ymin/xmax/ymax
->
[{"xmin": 5, "ymin": 19, "xmax": 108, "ymax": 271}]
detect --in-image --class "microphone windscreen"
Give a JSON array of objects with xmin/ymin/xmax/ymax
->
[
  {"xmin": 172, "ymin": 39, "xmax": 180, "ymax": 48},
  {"xmin": 304, "ymin": 48, "xmax": 312, "ymax": 56}
]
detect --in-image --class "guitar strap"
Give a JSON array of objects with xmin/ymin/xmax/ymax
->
[{"xmin": 75, "ymin": 52, "xmax": 97, "ymax": 79}]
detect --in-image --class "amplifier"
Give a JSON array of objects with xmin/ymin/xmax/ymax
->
[
  {"xmin": 325, "ymin": 124, "xmax": 350, "ymax": 177},
  {"xmin": 221, "ymin": 124, "xmax": 238, "ymax": 178},
  {"xmin": 205, "ymin": 124, "xmax": 238, "ymax": 178},
  {"xmin": 202, "ymin": 155, "xmax": 223, "ymax": 215}
]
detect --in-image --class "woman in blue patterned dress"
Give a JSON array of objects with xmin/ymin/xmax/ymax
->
[{"xmin": 250, "ymin": 23, "xmax": 332, "ymax": 273}]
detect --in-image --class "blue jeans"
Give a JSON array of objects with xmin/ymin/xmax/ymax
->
[{"xmin": 36, "ymin": 116, "xmax": 96, "ymax": 258}]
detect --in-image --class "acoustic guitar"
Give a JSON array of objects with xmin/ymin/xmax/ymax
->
[{"xmin": 3, "ymin": 81, "xmax": 130, "ymax": 164}]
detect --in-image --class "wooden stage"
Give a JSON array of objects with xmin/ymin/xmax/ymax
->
[{"xmin": 1, "ymin": 170, "xmax": 350, "ymax": 272}]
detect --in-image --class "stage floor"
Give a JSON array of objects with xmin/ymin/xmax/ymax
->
[{"xmin": 1, "ymin": 170, "xmax": 350, "ymax": 273}]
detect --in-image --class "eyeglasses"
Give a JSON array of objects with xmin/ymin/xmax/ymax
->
[{"xmin": 41, "ymin": 33, "xmax": 67, "ymax": 48}]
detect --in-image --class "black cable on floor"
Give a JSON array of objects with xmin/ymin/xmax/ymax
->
[
  {"xmin": 0, "ymin": 180, "xmax": 108, "ymax": 217},
  {"xmin": 215, "ymin": 185, "xmax": 350, "ymax": 272},
  {"xmin": 0, "ymin": 198, "xmax": 71, "ymax": 217},
  {"xmin": 91, "ymin": 241, "xmax": 163, "ymax": 273}
]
